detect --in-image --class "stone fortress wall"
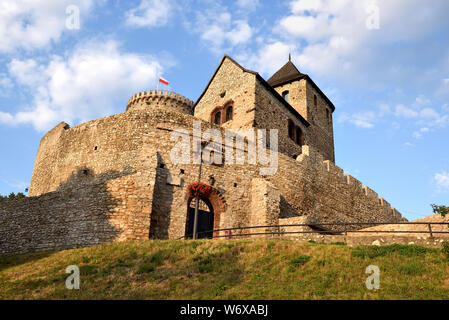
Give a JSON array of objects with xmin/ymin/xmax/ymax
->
[
  {"xmin": 0, "ymin": 55, "xmax": 407, "ymax": 254},
  {"xmin": 0, "ymin": 89, "xmax": 404, "ymax": 254}
]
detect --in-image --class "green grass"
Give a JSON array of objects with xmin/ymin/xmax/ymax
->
[{"xmin": 0, "ymin": 240, "xmax": 448, "ymax": 300}]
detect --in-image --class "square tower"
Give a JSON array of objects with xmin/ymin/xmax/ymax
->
[{"xmin": 267, "ymin": 58, "xmax": 335, "ymax": 162}]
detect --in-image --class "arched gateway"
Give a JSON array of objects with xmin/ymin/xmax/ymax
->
[{"xmin": 185, "ymin": 182, "xmax": 227, "ymax": 239}]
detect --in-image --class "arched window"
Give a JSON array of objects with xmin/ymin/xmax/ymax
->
[
  {"xmin": 296, "ymin": 127, "xmax": 304, "ymax": 146},
  {"xmin": 214, "ymin": 111, "xmax": 221, "ymax": 125},
  {"xmin": 226, "ymin": 106, "xmax": 233, "ymax": 122},
  {"xmin": 288, "ymin": 120, "xmax": 295, "ymax": 140},
  {"xmin": 282, "ymin": 90, "xmax": 290, "ymax": 102}
]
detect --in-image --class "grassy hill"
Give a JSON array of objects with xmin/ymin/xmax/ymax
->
[{"xmin": 1, "ymin": 240, "xmax": 449, "ymax": 300}]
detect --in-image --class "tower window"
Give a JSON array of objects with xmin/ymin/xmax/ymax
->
[
  {"xmin": 326, "ymin": 109, "xmax": 330, "ymax": 124},
  {"xmin": 214, "ymin": 111, "xmax": 221, "ymax": 125},
  {"xmin": 296, "ymin": 127, "xmax": 304, "ymax": 146},
  {"xmin": 288, "ymin": 120, "xmax": 295, "ymax": 140},
  {"xmin": 288, "ymin": 119, "xmax": 305, "ymax": 147},
  {"xmin": 282, "ymin": 90, "xmax": 290, "ymax": 102},
  {"xmin": 226, "ymin": 106, "xmax": 233, "ymax": 122},
  {"xmin": 314, "ymin": 95, "xmax": 317, "ymax": 108}
]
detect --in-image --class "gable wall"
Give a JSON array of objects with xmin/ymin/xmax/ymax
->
[{"xmin": 194, "ymin": 58, "xmax": 257, "ymax": 130}]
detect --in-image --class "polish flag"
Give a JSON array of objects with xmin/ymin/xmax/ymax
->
[{"xmin": 159, "ymin": 77, "xmax": 169, "ymax": 86}]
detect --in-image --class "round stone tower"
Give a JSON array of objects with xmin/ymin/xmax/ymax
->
[{"xmin": 126, "ymin": 90, "xmax": 194, "ymax": 115}]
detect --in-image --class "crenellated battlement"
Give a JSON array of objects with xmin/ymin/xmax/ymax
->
[
  {"xmin": 297, "ymin": 145, "xmax": 404, "ymax": 220},
  {"xmin": 126, "ymin": 90, "xmax": 194, "ymax": 115}
]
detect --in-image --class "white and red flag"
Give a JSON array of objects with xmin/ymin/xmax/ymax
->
[{"xmin": 159, "ymin": 77, "xmax": 169, "ymax": 86}]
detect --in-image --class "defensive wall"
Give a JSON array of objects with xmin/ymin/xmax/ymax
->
[{"xmin": 0, "ymin": 91, "xmax": 405, "ymax": 254}]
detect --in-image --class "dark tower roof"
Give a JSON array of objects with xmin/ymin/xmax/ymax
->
[
  {"xmin": 267, "ymin": 58, "xmax": 335, "ymax": 112},
  {"xmin": 267, "ymin": 60, "xmax": 305, "ymax": 87}
]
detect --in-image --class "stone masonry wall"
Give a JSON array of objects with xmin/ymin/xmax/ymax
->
[
  {"xmin": 0, "ymin": 160, "xmax": 157, "ymax": 254},
  {"xmin": 250, "ymin": 178, "xmax": 281, "ymax": 231},
  {"xmin": 194, "ymin": 57, "xmax": 257, "ymax": 131},
  {"xmin": 304, "ymin": 82, "xmax": 335, "ymax": 162},
  {"xmin": 272, "ymin": 79, "xmax": 335, "ymax": 162},
  {"xmin": 266, "ymin": 145, "xmax": 405, "ymax": 233},
  {"xmin": 254, "ymin": 79, "xmax": 306, "ymax": 159},
  {"xmin": 3, "ymin": 88, "xmax": 405, "ymax": 254}
]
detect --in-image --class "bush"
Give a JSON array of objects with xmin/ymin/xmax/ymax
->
[
  {"xmin": 431, "ymin": 204, "xmax": 449, "ymax": 218},
  {"xmin": 442, "ymin": 242, "xmax": 449, "ymax": 260},
  {"xmin": 0, "ymin": 192, "xmax": 27, "ymax": 201}
]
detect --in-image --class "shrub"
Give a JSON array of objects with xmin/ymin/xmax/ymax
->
[
  {"xmin": 442, "ymin": 242, "xmax": 449, "ymax": 260},
  {"xmin": 431, "ymin": 204, "xmax": 449, "ymax": 218},
  {"xmin": 0, "ymin": 192, "xmax": 27, "ymax": 201}
]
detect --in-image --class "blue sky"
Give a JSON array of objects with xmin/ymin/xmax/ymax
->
[{"xmin": 0, "ymin": 0, "xmax": 448, "ymax": 220}]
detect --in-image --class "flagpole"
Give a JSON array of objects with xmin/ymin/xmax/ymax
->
[{"xmin": 157, "ymin": 74, "xmax": 159, "ymax": 92}]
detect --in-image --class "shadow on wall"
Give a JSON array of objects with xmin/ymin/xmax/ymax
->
[
  {"xmin": 149, "ymin": 153, "xmax": 174, "ymax": 240},
  {"xmin": 0, "ymin": 166, "xmax": 135, "ymax": 255},
  {"xmin": 279, "ymin": 195, "xmax": 301, "ymax": 219}
]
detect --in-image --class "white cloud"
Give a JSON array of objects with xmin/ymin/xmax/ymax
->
[
  {"xmin": 0, "ymin": 111, "xmax": 14, "ymax": 123},
  {"xmin": 0, "ymin": 73, "xmax": 14, "ymax": 96},
  {"xmin": 434, "ymin": 171, "xmax": 449, "ymax": 193},
  {"xmin": 412, "ymin": 127, "xmax": 429, "ymax": 139},
  {"xmin": 420, "ymin": 108, "xmax": 440, "ymax": 120},
  {"xmin": 241, "ymin": 41, "xmax": 298, "ymax": 75},
  {"xmin": 3, "ymin": 40, "xmax": 163, "ymax": 131},
  {"xmin": 190, "ymin": 6, "xmax": 253, "ymax": 53},
  {"xmin": 395, "ymin": 104, "xmax": 419, "ymax": 118},
  {"xmin": 413, "ymin": 94, "xmax": 431, "ymax": 108},
  {"xmin": 338, "ymin": 111, "xmax": 376, "ymax": 128},
  {"xmin": 338, "ymin": 104, "xmax": 391, "ymax": 129},
  {"xmin": 274, "ymin": 0, "xmax": 449, "ymax": 76},
  {"xmin": 0, "ymin": 0, "xmax": 95, "ymax": 52},
  {"xmin": 125, "ymin": 0, "xmax": 173, "ymax": 28}
]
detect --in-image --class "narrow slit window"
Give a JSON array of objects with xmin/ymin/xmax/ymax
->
[
  {"xmin": 296, "ymin": 127, "xmax": 304, "ymax": 146},
  {"xmin": 214, "ymin": 111, "xmax": 221, "ymax": 125},
  {"xmin": 288, "ymin": 120, "xmax": 295, "ymax": 140},
  {"xmin": 226, "ymin": 106, "xmax": 233, "ymax": 122}
]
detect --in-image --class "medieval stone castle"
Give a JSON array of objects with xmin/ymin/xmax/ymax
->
[{"xmin": 0, "ymin": 55, "xmax": 405, "ymax": 254}]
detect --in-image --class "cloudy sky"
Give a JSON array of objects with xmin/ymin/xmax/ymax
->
[{"xmin": 0, "ymin": 0, "xmax": 448, "ymax": 220}]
